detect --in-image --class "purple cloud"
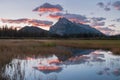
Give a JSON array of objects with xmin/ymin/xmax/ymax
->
[
  {"xmin": 116, "ymin": 18, "xmax": 120, "ymax": 22},
  {"xmin": 90, "ymin": 17, "xmax": 106, "ymax": 26},
  {"xmin": 1, "ymin": 18, "xmax": 29, "ymax": 24},
  {"xmin": 91, "ymin": 17, "xmax": 106, "ymax": 21},
  {"xmin": 48, "ymin": 13, "xmax": 90, "ymax": 24},
  {"xmin": 104, "ymin": 7, "xmax": 111, "ymax": 11},
  {"xmin": 33, "ymin": 3, "xmax": 63, "ymax": 13},
  {"xmin": 109, "ymin": 24, "xmax": 116, "ymax": 27},
  {"xmin": 97, "ymin": 2, "xmax": 111, "ymax": 11},
  {"xmin": 98, "ymin": 27, "xmax": 114, "ymax": 35},
  {"xmin": 1, "ymin": 18, "xmax": 53, "ymax": 27},
  {"xmin": 97, "ymin": 1, "xmax": 120, "ymax": 11},
  {"xmin": 112, "ymin": 1, "xmax": 120, "ymax": 11},
  {"xmin": 112, "ymin": 18, "xmax": 120, "ymax": 22},
  {"xmin": 28, "ymin": 19, "xmax": 53, "ymax": 26},
  {"xmin": 91, "ymin": 22, "xmax": 105, "ymax": 26},
  {"xmin": 97, "ymin": 2, "xmax": 104, "ymax": 8}
]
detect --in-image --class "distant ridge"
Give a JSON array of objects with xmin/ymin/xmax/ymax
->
[
  {"xmin": 18, "ymin": 26, "xmax": 49, "ymax": 37},
  {"xmin": 19, "ymin": 26, "xmax": 47, "ymax": 33}
]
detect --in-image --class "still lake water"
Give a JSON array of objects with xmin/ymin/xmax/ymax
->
[{"xmin": 2, "ymin": 49, "xmax": 120, "ymax": 80}]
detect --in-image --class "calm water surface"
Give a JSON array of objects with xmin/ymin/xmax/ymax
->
[{"xmin": 2, "ymin": 49, "xmax": 120, "ymax": 80}]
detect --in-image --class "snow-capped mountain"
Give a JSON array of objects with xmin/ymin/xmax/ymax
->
[{"xmin": 50, "ymin": 18, "xmax": 104, "ymax": 36}]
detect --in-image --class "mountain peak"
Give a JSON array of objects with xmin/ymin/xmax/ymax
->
[
  {"xmin": 50, "ymin": 18, "xmax": 103, "ymax": 36},
  {"xmin": 57, "ymin": 17, "xmax": 72, "ymax": 24},
  {"xmin": 59, "ymin": 17, "xmax": 69, "ymax": 21}
]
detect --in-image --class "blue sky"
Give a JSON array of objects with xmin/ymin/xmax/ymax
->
[{"xmin": 0, "ymin": 0, "xmax": 120, "ymax": 35}]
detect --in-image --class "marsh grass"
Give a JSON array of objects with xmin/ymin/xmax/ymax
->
[
  {"xmin": 0, "ymin": 40, "xmax": 72, "ymax": 70},
  {"xmin": 41, "ymin": 42, "xmax": 56, "ymax": 47},
  {"xmin": 53, "ymin": 40, "xmax": 120, "ymax": 54}
]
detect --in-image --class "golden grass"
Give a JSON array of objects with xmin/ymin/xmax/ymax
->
[
  {"xmin": 0, "ymin": 40, "xmax": 71, "ymax": 69},
  {"xmin": 53, "ymin": 40, "xmax": 120, "ymax": 53}
]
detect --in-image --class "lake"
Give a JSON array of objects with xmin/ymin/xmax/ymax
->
[{"xmin": 1, "ymin": 48, "xmax": 120, "ymax": 80}]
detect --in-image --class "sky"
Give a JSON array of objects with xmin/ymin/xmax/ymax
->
[{"xmin": 0, "ymin": 0, "xmax": 120, "ymax": 35}]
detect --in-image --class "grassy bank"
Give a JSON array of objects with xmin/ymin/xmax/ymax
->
[
  {"xmin": 0, "ymin": 40, "xmax": 71, "ymax": 68},
  {"xmin": 53, "ymin": 40, "xmax": 120, "ymax": 54},
  {"xmin": 0, "ymin": 39, "xmax": 120, "ymax": 56}
]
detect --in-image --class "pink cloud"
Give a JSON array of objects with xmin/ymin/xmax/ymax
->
[
  {"xmin": 48, "ymin": 13, "xmax": 89, "ymax": 24},
  {"xmin": 1, "ymin": 18, "xmax": 53, "ymax": 27},
  {"xmin": 112, "ymin": 1, "xmax": 120, "ymax": 10},
  {"xmin": 33, "ymin": 3, "xmax": 63, "ymax": 13}
]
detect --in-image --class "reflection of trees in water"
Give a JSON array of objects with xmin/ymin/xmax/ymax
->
[
  {"xmin": 3, "ymin": 61, "xmax": 30, "ymax": 80},
  {"xmin": 3, "ymin": 61, "xmax": 25, "ymax": 80},
  {"xmin": 2, "ymin": 59, "xmax": 58, "ymax": 80}
]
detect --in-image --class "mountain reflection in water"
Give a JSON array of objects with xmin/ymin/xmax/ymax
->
[{"xmin": 2, "ymin": 49, "xmax": 120, "ymax": 80}]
